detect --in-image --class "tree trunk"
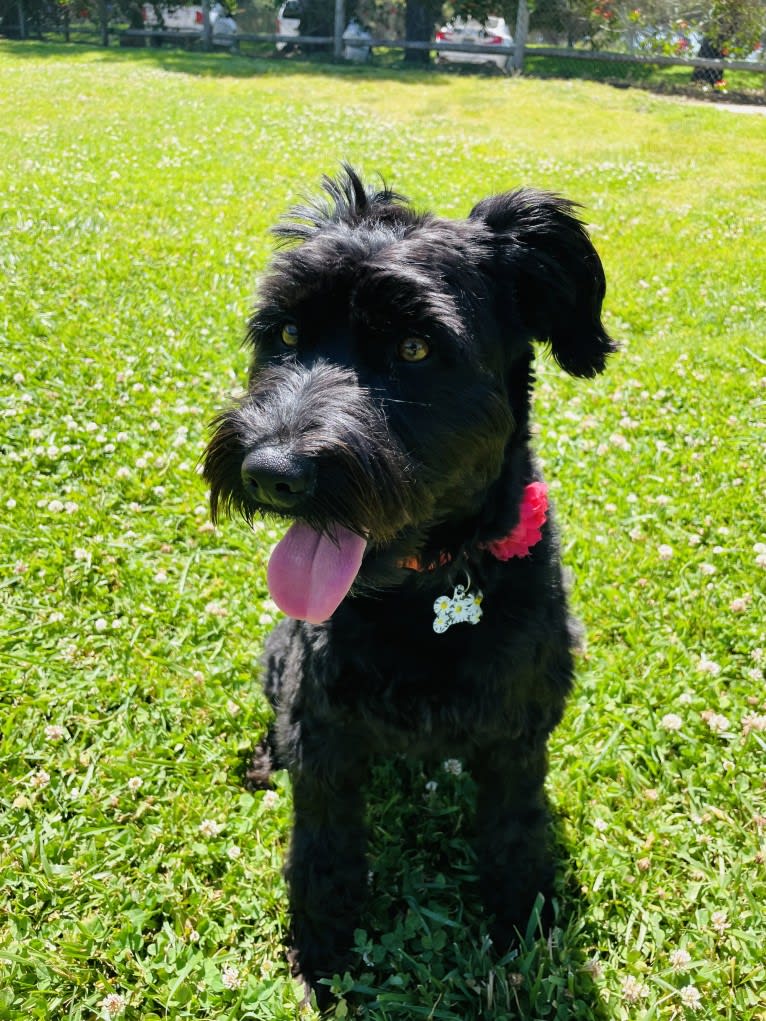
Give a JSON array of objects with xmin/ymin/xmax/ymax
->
[
  {"xmin": 404, "ymin": 0, "xmax": 431, "ymax": 65},
  {"xmin": 692, "ymin": 37, "xmax": 724, "ymax": 85}
]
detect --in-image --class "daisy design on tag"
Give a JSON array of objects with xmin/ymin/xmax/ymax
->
[{"xmin": 433, "ymin": 583, "xmax": 483, "ymax": 634}]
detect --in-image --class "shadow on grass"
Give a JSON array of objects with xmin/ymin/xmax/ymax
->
[
  {"xmin": 5, "ymin": 36, "xmax": 764, "ymax": 104},
  {"xmin": 523, "ymin": 52, "xmax": 766, "ymax": 104},
  {"xmin": 0, "ymin": 37, "xmax": 485, "ymax": 86},
  {"xmin": 350, "ymin": 759, "xmax": 609, "ymax": 1020},
  {"xmin": 240, "ymin": 747, "xmax": 609, "ymax": 1020}
]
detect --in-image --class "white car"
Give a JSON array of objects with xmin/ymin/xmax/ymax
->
[
  {"xmin": 435, "ymin": 16, "xmax": 513, "ymax": 70},
  {"xmin": 141, "ymin": 3, "xmax": 237, "ymax": 38},
  {"xmin": 275, "ymin": 0, "xmax": 302, "ymax": 50}
]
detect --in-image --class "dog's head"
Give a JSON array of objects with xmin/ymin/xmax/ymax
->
[{"xmin": 203, "ymin": 166, "xmax": 614, "ymax": 621}]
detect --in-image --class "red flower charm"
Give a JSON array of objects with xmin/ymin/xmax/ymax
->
[{"xmin": 482, "ymin": 482, "xmax": 549, "ymax": 560}]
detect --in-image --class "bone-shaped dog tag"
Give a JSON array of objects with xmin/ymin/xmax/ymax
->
[{"xmin": 432, "ymin": 583, "xmax": 483, "ymax": 634}]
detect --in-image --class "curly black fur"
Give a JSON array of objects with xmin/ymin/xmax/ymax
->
[{"xmin": 202, "ymin": 165, "xmax": 615, "ymax": 1007}]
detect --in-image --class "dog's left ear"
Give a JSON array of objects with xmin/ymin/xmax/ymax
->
[{"xmin": 470, "ymin": 188, "xmax": 616, "ymax": 377}]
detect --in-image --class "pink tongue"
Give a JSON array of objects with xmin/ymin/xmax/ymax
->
[{"xmin": 267, "ymin": 522, "xmax": 367, "ymax": 624}]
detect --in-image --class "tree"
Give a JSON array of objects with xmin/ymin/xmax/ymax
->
[
  {"xmin": 403, "ymin": 0, "xmax": 441, "ymax": 63},
  {"xmin": 692, "ymin": 0, "xmax": 764, "ymax": 82}
]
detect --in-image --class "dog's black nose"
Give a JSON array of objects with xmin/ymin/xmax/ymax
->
[{"xmin": 240, "ymin": 448, "xmax": 315, "ymax": 509}]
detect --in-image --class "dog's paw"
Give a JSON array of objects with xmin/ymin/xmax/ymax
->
[
  {"xmin": 243, "ymin": 738, "xmax": 275, "ymax": 791},
  {"xmin": 288, "ymin": 948, "xmax": 334, "ymax": 1014}
]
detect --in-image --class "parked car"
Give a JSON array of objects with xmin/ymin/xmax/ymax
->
[
  {"xmin": 435, "ymin": 16, "xmax": 513, "ymax": 69},
  {"xmin": 275, "ymin": 0, "xmax": 302, "ymax": 50},
  {"xmin": 141, "ymin": 3, "xmax": 237, "ymax": 37}
]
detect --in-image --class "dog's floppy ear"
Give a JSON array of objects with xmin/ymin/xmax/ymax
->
[{"xmin": 470, "ymin": 189, "xmax": 615, "ymax": 377}]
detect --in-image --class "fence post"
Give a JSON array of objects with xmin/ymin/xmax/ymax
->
[
  {"xmin": 16, "ymin": 0, "xmax": 27, "ymax": 39},
  {"xmin": 333, "ymin": 0, "xmax": 345, "ymax": 58},
  {"xmin": 202, "ymin": 0, "xmax": 212, "ymax": 50},
  {"xmin": 512, "ymin": 0, "xmax": 528, "ymax": 72}
]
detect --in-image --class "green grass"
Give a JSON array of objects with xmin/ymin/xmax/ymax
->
[
  {"xmin": 520, "ymin": 50, "xmax": 766, "ymax": 97},
  {"xmin": 1, "ymin": 40, "xmax": 765, "ymax": 1021}
]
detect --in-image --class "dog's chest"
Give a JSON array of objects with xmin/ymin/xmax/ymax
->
[{"xmin": 307, "ymin": 600, "xmax": 539, "ymax": 747}]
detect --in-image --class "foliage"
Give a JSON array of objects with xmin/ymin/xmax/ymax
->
[
  {"xmin": 705, "ymin": 0, "xmax": 764, "ymax": 52},
  {"xmin": 1, "ymin": 40, "xmax": 766, "ymax": 1020}
]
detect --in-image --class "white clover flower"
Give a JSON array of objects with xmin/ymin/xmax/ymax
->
[
  {"xmin": 94, "ymin": 618, "xmax": 108, "ymax": 633},
  {"xmin": 227, "ymin": 844, "xmax": 242, "ymax": 860},
  {"xmin": 127, "ymin": 776, "xmax": 143, "ymax": 793},
  {"xmin": 658, "ymin": 544, "xmax": 673, "ymax": 561},
  {"xmin": 742, "ymin": 714, "xmax": 766, "ymax": 735},
  {"xmin": 669, "ymin": 948, "xmax": 691, "ymax": 972},
  {"xmin": 661, "ymin": 713, "xmax": 683, "ymax": 732},
  {"xmin": 442, "ymin": 758, "xmax": 463, "ymax": 775},
  {"xmin": 704, "ymin": 713, "xmax": 730, "ymax": 734},
  {"xmin": 262, "ymin": 790, "xmax": 279, "ymax": 808},
  {"xmin": 679, "ymin": 984, "xmax": 702, "ymax": 1010},
  {"xmin": 30, "ymin": 769, "xmax": 51, "ymax": 788},
  {"xmin": 47, "ymin": 499, "xmax": 65, "ymax": 513},
  {"xmin": 581, "ymin": 956, "xmax": 604, "ymax": 980},
  {"xmin": 44, "ymin": 724, "xmax": 66, "ymax": 742},
  {"xmin": 221, "ymin": 964, "xmax": 240, "ymax": 989},
  {"xmin": 711, "ymin": 910, "xmax": 730, "ymax": 934},
  {"xmin": 100, "ymin": 992, "xmax": 127, "ymax": 1017},
  {"xmin": 697, "ymin": 655, "xmax": 721, "ymax": 676},
  {"xmin": 621, "ymin": 975, "xmax": 649, "ymax": 1003},
  {"xmin": 199, "ymin": 818, "xmax": 222, "ymax": 838}
]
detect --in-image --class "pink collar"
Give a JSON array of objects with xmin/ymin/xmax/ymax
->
[{"xmin": 400, "ymin": 482, "xmax": 549, "ymax": 572}]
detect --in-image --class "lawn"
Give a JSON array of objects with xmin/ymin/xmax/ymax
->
[{"xmin": 1, "ymin": 40, "xmax": 765, "ymax": 1021}]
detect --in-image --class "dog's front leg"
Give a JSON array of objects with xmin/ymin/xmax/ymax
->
[
  {"xmin": 286, "ymin": 746, "xmax": 369, "ymax": 1006},
  {"xmin": 471, "ymin": 739, "xmax": 554, "ymax": 948}
]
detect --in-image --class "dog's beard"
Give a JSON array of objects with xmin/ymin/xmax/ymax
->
[
  {"xmin": 203, "ymin": 360, "xmax": 515, "ymax": 622},
  {"xmin": 202, "ymin": 361, "xmax": 421, "ymax": 621}
]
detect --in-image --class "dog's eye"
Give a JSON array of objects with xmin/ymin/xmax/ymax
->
[
  {"xmin": 398, "ymin": 338, "xmax": 430, "ymax": 363},
  {"xmin": 281, "ymin": 323, "xmax": 300, "ymax": 348}
]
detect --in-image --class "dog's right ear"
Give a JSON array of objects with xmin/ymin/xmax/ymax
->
[{"xmin": 469, "ymin": 189, "xmax": 616, "ymax": 378}]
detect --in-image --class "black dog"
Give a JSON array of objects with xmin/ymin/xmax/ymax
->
[{"xmin": 203, "ymin": 166, "xmax": 614, "ymax": 1005}]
